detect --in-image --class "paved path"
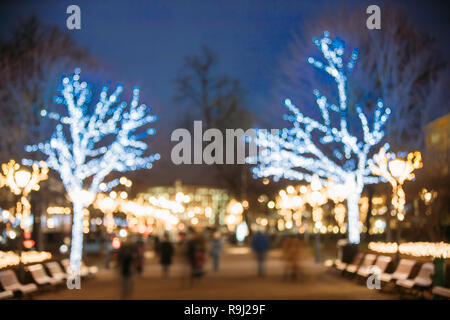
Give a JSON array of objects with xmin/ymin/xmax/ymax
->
[{"xmin": 37, "ymin": 246, "xmax": 399, "ymax": 300}]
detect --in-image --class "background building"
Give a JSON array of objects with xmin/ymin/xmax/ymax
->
[
  {"xmin": 425, "ymin": 113, "xmax": 450, "ymax": 176},
  {"xmin": 137, "ymin": 180, "xmax": 231, "ymax": 229}
]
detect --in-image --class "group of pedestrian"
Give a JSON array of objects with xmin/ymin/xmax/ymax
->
[
  {"xmin": 153, "ymin": 229, "xmax": 224, "ymax": 286},
  {"xmin": 117, "ymin": 230, "xmax": 302, "ymax": 298},
  {"xmin": 251, "ymin": 231, "xmax": 302, "ymax": 280},
  {"xmin": 282, "ymin": 236, "xmax": 301, "ymax": 281}
]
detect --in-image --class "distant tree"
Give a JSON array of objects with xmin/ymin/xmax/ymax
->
[
  {"xmin": 174, "ymin": 46, "xmax": 257, "ymax": 198},
  {"xmin": 275, "ymin": 6, "xmax": 449, "ymax": 152},
  {"xmin": 0, "ymin": 16, "xmax": 96, "ymax": 161}
]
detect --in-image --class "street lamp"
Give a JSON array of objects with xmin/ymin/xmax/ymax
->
[
  {"xmin": 14, "ymin": 170, "xmax": 32, "ymax": 189},
  {"xmin": 420, "ymin": 188, "xmax": 437, "ymax": 216},
  {"xmin": 370, "ymin": 148, "xmax": 422, "ymax": 222},
  {"xmin": 370, "ymin": 147, "xmax": 422, "ymax": 245},
  {"xmin": 225, "ymin": 199, "xmax": 244, "ymax": 232},
  {"xmin": 0, "ymin": 159, "xmax": 48, "ymax": 281},
  {"xmin": 0, "ymin": 159, "xmax": 48, "ymax": 233}
]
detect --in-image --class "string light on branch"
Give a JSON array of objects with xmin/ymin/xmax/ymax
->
[
  {"xmin": 24, "ymin": 69, "xmax": 159, "ymax": 273},
  {"xmin": 249, "ymin": 32, "xmax": 391, "ymax": 244}
]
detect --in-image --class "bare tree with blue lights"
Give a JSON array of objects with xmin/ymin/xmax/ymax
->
[
  {"xmin": 24, "ymin": 69, "xmax": 160, "ymax": 272},
  {"xmin": 251, "ymin": 32, "xmax": 391, "ymax": 244}
]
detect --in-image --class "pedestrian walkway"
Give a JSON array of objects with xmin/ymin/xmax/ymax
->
[{"xmin": 36, "ymin": 246, "xmax": 398, "ymax": 300}]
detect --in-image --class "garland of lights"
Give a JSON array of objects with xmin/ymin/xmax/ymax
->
[
  {"xmin": 276, "ymin": 176, "xmax": 350, "ymax": 232},
  {"xmin": 250, "ymin": 32, "xmax": 391, "ymax": 244},
  {"xmin": 94, "ymin": 193, "xmax": 181, "ymax": 234},
  {"xmin": 0, "ymin": 250, "xmax": 52, "ymax": 269},
  {"xmin": 369, "ymin": 241, "xmax": 450, "ymax": 259},
  {"xmin": 24, "ymin": 69, "xmax": 160, "ymax": 272}
]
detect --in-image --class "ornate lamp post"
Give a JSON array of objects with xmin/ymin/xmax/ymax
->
[
  {"xmin": 370, "ymin": 148, "xmax": 422, "ymax": 243},
  {"xmin": 304, "ymin": 176, "xmax": 329, "ymax": 263},
  {"xmin": 225, "ymin": 199, "xmax": 244, "ymax": 235},
  {"xmin": 276, "ymin": 186, "xmax": 304, "ymax": 231},
  {"xmin": 1, "ymin": 160, "xmax": 48, "ymax": 240},
  {"xmin": 420, "ymin": 188, "xmax": 437, "ymax": 216},
  {"xmin": 276, "ymin": 175, "xmax": 330, "ymax": 263},
  {"xmin": 0, "ymin": 160, "xmax": 48, "ymax": 280}
]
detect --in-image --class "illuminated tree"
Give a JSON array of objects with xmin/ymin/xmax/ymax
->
[
  {"xmin": 25, "ymin": 69, "xmax": 160, "ymax": 272},
  {"xmin": 251, "ymin": 32, "xmax": 391, "ymax": 244}
]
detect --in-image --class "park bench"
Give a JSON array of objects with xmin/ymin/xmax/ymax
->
[
  {"xmin": 336, "ymin": 252, "xmax": 364, "ymax": 271},
  {"xmin": 346, "ymin": 253, "xmax": 376, "ymax": 274},
  {"xmin": 26, "ymin": 264, "xmax": 63, "ymax": 287},
  {"xmin": 357, "ymin": 255, "xmax": 391, "ymax": 278},
  {"xmin": 396, "ymin": 262, "xmax": 434, "ymax": 297},
  {"xmin": 379, "ymin": 259, "xmax": 416, "ymax": 284},
  {"xmin": 0, "ymin": 269, "xmax": 38, "ymax": 297},
  {"xmin": 0, "ymin": 289, "xmax": 14, "ymax": 300},
  {"xmin": 432, "ymin": 286, "xmax": 450, "ymax": 299},
  {"xmin": 396, "ymin": 262, "xmax": 434, "ymax": 290},
  {"xmin": 61, "ymin": 259, "xmax": 97, "ymax": 277},
  {"xmin": 45, "ymin": 261, "xmax": 69, "ymax": 280}
]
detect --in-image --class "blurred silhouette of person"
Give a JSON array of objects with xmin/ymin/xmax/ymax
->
[
  {"xmin": 104, "ymin": 236, "xmax": 113, "ymax": 269},
  {"xmin": 135, "ymin": 237, "xmax": 145, "ymax": 275},
  {"xmin": 282, "ymin": 237, "xmax": 300, "ymax": 281},
  {"xmin": 251, "ymin": 231, "xmax": 270, "ymax": 277},
  {"xmin": 154, "ymin": 236, "xmax": 161, "ymax": 257},
  {"xmin": 187, "ymin": 232, "xmax": 206, "ymax": 285},
  {"xmin": 180, "ymin": 232, "xmax": 192, "ymax": 287},
  {"xmin": 209, "ymin": 231, "xmax": 223, "ymax": 272},
  {"xmin": 159, "ymin": 233, "xmax": 174, "ymax": 277},
  {"xmin": 118, "ymin": 238, "xmax": 136, "ymax": 299}
]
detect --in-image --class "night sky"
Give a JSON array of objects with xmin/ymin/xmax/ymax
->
[{"xmin": 1, "ymin": 0, "xmax": 449, "ymax": 188}]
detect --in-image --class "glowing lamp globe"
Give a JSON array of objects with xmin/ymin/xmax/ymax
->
[
  {"xmin": 14, "ymin": 170, "xmax": 31, "ymax": 188},
  {"xmin": 389, "ymin": 159, "xmax": 406, "ymax": 178}
]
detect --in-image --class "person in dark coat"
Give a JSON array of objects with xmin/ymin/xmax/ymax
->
[
  {"xmin": 209, "ymin": 231, "xmax": 223, "ymax": 272},
  {"xmin": 186, "ymin": 232, "xmax": 206, "ymax": 285},
  {"xmin": 159, "ymin": 233, "xmax": 174, "ymax": 277},
  {"xmin": 251, "ymin": 231, "xmax": 270, "ymax": 277},
  {"xmin": 118, "ymin": 239, "xmax": 136, "ymax": 299},
  {"xmin": 135, "ymin": 237, "xmax": 145, "ymax": 275}
]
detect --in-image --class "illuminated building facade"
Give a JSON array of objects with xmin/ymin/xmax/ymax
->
[
  {"xmin": 137, "ymin": 181, "xmax": 231, "ymax": 228},
  {"xmin": 425, "ymin": 113, "xmax": 450, "ymax": 176}
]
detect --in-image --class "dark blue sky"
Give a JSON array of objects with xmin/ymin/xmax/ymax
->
[
  {"xmin": 2, "ymin": 0, "xmax": 448, "ymax": 117},
  {"xmin": 1, "ymin": 0, "xmax": 449, "ymax": 186}
]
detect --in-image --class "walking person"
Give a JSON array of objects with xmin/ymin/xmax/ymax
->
[
  {"xmin": 209, "ymin": 231, "xmax": 223, "ymax": 272},
  {"xmin": 282, "ymin": 237, "xmax": 300, "ymax": 281},
  {"xmin": 251, "ymin": 231, "xmax": 270, "ymax": 277},
  {"xmin": 118, "ymin": 239, "xmax": 136, "ymax": 299},
  {"xmin": 187, "ymin": 232, "xmax": 206, "ymax": 285},
  {"xmin": 159, "ymin": 233, "xmax": 174, "ymax": 278},
  {"xmin": 135, "ymin": 237, "xmax": 145, "ymax": 276}
]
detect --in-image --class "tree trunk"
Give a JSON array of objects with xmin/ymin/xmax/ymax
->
[
  {"xmin": 365, "ymin": 185, "xmax": 374, "ymax": 241},
  {"xmin": 347, "ymin": 192, "xmax": 361, "ymax": 244},
  {"xmin": 69, "ymin": 201, "xmax": 84, "ymax": 272},
  {"xmin": 385, "ymin": 191, "xmax": 392, "ymax": 242}
]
